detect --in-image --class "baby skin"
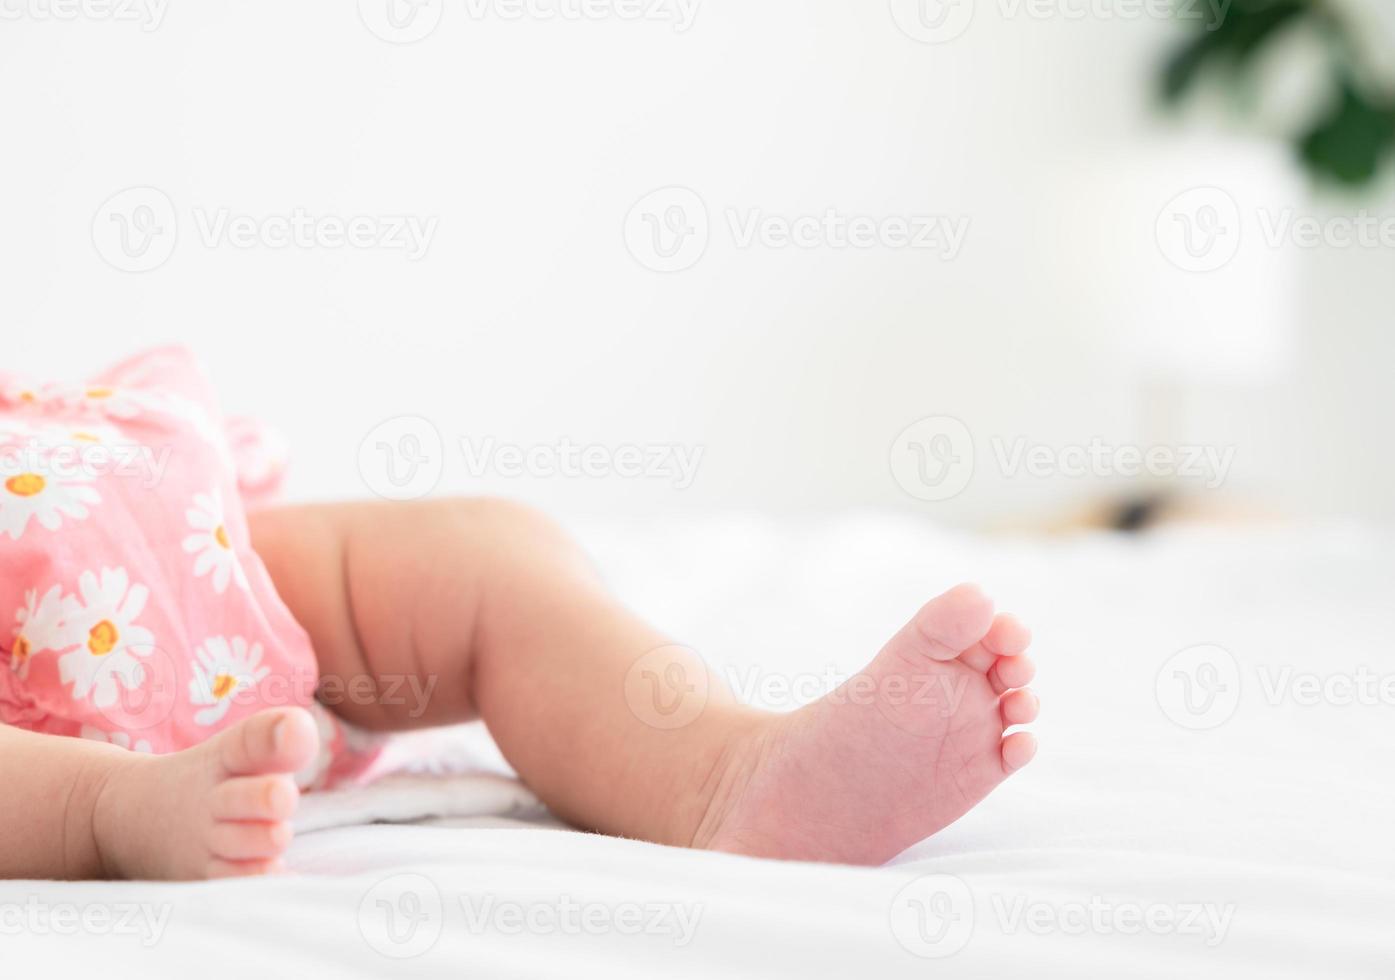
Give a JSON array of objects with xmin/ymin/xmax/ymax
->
[{"xmin": 0, "ymin": 499, "xmax": 1038, "ymax": 879}]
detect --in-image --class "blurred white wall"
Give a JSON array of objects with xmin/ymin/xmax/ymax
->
[{"xmin": 1, "ymin": 0, "xmax": 1392, "ymax": 525}]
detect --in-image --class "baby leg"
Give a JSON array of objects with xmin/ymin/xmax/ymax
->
[
  {"xmin": 252, "ymin": 499, "xmax": 1040, "ymax": 862},
  {"xmin": 251, "ymin": 499, "xmax": 755, "ymax": 847}
]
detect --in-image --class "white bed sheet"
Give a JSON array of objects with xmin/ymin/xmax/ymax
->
[{"xmin": 4, "ymin": 514, "xmax": 1393, "ymax": 977}]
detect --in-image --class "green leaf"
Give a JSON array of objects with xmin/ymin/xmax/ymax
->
[
  {"xmin": 1298, "ymin": 83, "xmax": 1395, "ymax": 185},
  {"xmin": 1160, "ymin": 0, "xmax": 1309, "ymax": 103}
]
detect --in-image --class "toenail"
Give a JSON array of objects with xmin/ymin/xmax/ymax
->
[{"xmin": 273, "ymin": 780, "xmax": 299, "ymax": 816}]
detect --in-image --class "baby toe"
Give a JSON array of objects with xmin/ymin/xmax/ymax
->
[
  {"xmin": 900, "ymin": 584, "xmax": 997, "ymax": 662},
  {"xmin": 211, "ymin": 775, "xmax": 300, "ymax": 822},
  {"xmin": 988, "ymin": 654, "xmax": 1036, "ymax": 695},
  {"xmin": 982, "ymin": 614, "xmax": 1031, "ymax": 658},
  {"xmin": 999, "ymin": 688, "xmax": 1040, "ymax": 727},
  {"xmin": 216, "ymin": 708, "xmax": 319, "ymax": 776},
  {"xmin": 1001, "ymin": 731, "xmax": 1038, "ymax": 773},
  {"xmin": 959, "ymin": 613, "xmax": 1031, "ymax": 673},
  {"xmin": 209, "ymin": 819, "xmax": 293, "ymax": 862}
]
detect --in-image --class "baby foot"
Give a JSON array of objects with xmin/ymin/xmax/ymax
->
[
  {"xmin": 695, "ymin": 584, "xmax": 1038, "ymax": 864},
  {"xmin": 91, "ymin": 707, "xmax": 319, "ymax": 880}
]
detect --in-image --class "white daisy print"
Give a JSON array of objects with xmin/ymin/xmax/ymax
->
[
  {"xmin": 188, "ymin": 636, "xmax": 270, "ymax": 727},
  {"xmin": 30, "ymin": 421, "xmax": 126, "ymax": 450},
  {"xmin": 0, "ymin": 455, "xmax": 101, "ymax": 540},
  {"xmin": 0, "ymin": 377, "xmax": 48, "ymax": 409},
  {"xmin": 10, "ymin": 585, "xmax": 67, "ymax": 680},
  {"xmin": 69, "ymin": 382, "xmax": 148, "ymax": 420},
  {"xmin": 12, "ymin": 379, "xmax": 156, "ymax": 420},
  {"xmin": 182, "ymin": 489, "xmax": 248, "ymax": 594},
  {"xmin": 57, "ymin": 568, "xmax": 156, "ymax": 709},
  {"xmin": 80, "ymin": 726, "xmax": 153, "ymax": 754}
]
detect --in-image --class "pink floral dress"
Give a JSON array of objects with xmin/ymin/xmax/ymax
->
[{"xmin": 0, "ymin": 347, "xmax": 378, "ymax": 788}]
